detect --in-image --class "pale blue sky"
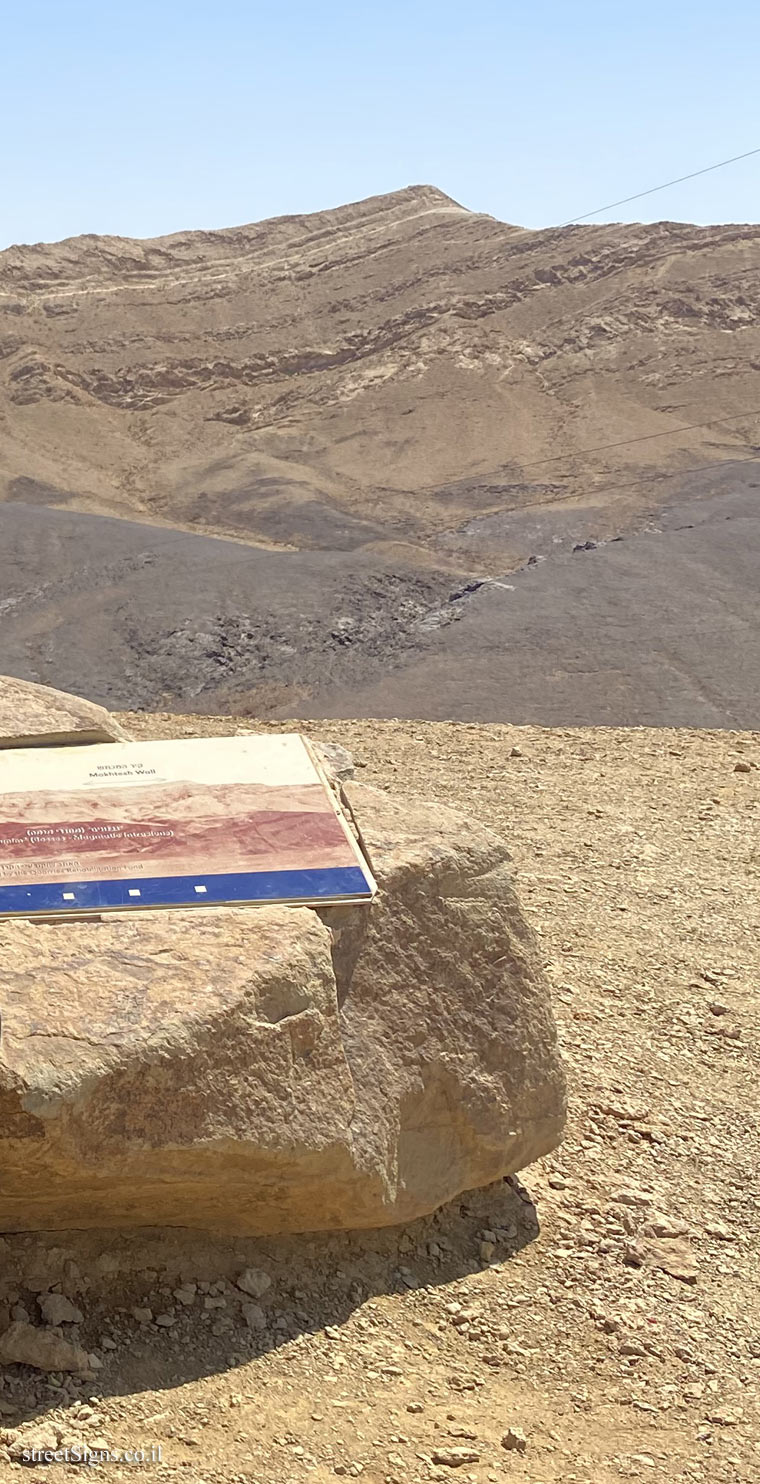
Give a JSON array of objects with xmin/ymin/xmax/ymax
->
[{"xmin": 2, "ymin": 0, "xmax": 758, "ymax": 248}]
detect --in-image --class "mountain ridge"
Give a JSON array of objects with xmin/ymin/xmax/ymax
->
[
  {"xmin": 0, "ymin": 186, "xmax": 477, "ymax": 284},
  {"xmin": 2, "ymin": 182, "xmax": 758, "ymax": 563},
  {"xmin": 0, "ymin": 185, "xmax": 758, "ymax": 723}
]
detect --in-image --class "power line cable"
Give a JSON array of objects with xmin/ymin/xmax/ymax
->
[
  {"xmin": 508, "ymin": 156, "xmax": 760, "ymax": 499},
  {"xmin": 474, "ymin": 455, "xmax": 760, "ymax": 546},
  {"xmin": 500, "ymin": 407, "xmax": 760, "ymax": 477},
  {"xmin": 542, "ymin": 451, "xmax": 760, "ymax": 509},
  {"xmin": 559, "ymin": 146, "xmax": 760, "ymax": 226}
]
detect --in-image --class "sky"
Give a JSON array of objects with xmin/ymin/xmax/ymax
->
[{"xmin": 1, "ymin": 0, "xmax": 759, "ymax": 248}]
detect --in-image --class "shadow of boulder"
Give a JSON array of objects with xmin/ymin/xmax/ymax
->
[{"xmin": 0, "ymin": 1175, "xmax": 539, "ymax": 1429}]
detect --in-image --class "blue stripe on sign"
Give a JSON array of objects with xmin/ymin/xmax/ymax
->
[{"xmin": 0, "ymin": 866, "xmax": 373, "ymax": 916}]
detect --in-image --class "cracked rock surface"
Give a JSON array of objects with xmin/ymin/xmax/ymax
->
[{"xmin": 0, "ymin": 781, "xmax": 565, "ymax": 1234}]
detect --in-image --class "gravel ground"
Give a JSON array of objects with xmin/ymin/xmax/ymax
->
[{"xmin": 1, "ymin": 715, "xmax": 758, "ymax": 1484}]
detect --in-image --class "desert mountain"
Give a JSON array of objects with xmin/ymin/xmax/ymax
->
[{"xmin": 1, "ymin": 186, "xmax": 759, "ymax": 721}]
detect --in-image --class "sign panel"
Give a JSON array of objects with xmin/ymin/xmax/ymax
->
[{"xmin": 0, "ymin": 734, "xmax": 375, "ymax": 918}]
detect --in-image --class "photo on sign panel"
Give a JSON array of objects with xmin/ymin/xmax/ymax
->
[{"xmin": 0, "ymin": 734, "xmax": 375, "ymax": 917}]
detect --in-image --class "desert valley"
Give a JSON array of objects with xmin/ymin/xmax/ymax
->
[{"xmin": 1, "ymin": 185, "xmax": 759, "ymax": 725}]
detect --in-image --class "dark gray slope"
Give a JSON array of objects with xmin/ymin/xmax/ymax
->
[
  {"xmin": 297, "ymin": 483, "xmax": 760, "ymax": 728},
  {"xmin": 0, "ymin": 477, "xmax": 758, "ymax": 728},
  {"xmin": 0, "ymin": 503, "xmax": 458, "ymax": 713}
]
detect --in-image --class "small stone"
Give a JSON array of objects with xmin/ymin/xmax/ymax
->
[
  {"xmin": 624, "ymin": 1236, "xmax": 698, "ymax": 1284},
  {"xmin": 39, "ymin": 1293, "xmax": 84, "ymax": 1326},
  {"xmin": 684, "ymin": 1383, "xmax": 705, "ymax": 1400},
  {"xmin": 204, "ymin": 1296, "xmax": 226, "ymax": 1310},
  {"xmin": 397, "ymin": 1266, "xmax": 419, "ymax": 1289},
  {"xmin": 705, "ymin": 1220, "xmax": 734, "ymax": 1241},
  {"xmin": 94, "ymin": 1254, "xmax": 120, "ymax": 1275},
  {"xmin": 242, "ymin": 1304, "xmax": 267, "ymax": 1332},
  {"xmin": 155, "ymin": 1313, "xmax": 176, "ymax": 1327},
  {"xmin": 236, "ymin": 1268, "xmax": 272, "ymax": 1299},
  {"xmin": 706, "ymin": 1408, "xmax": 742, "ymax": 1426},
  {"xmin": 9, "ymin": 1426, "xmax": 61, "ymax": 1462},
  {"xmin": 431, "ymin": 1447, "xmax": 481, "ymax": 1466},
  {"xmin": 407, "ymin": 1402, "xmax": 424, "ymax": 1413},
  {"xmin": 174, "ymin": 1285, "xmax": 197, "ymax": 1306},
  {"xmin": 100, "ymin": 1337, "xmax": 117, "ymax": 1350},
  {"xmin": 612, "ymin": 1186, "xmax": 653, "ymax": 1208},
  {"xmin": 734, "ymin": 760, "xmax": 752, "ymax": 773},
  {"xmin": 548, "ymin": 1174, "xmax": 567, "ymax": 1190},
  {"xmin": 0, "ymin": 1321, "xmax": 91, "ymax": 1374},
  {"xmin": 501, "ymin": 1427, "xmax": 527, "ymax": 1454},
  {"xmin": 479, "ymin": 1241, "xmax": 495, "ymax": 1262},
  {"xmin": 642, "ymin": 1214, "xmax": 690, "ymax": 1239},
  {"xmin": 131, "ymin": 1307, "xmax": 153, "ymax": 1324}
]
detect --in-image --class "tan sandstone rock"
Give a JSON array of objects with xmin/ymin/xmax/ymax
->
[
  {"xmin": 0, "ymin": 1321, "xmax": 90, "ymax": 1373},
  {"xmin": 0, "ymin": 674, "xmax": 129, "ymax": 747},
  {"xmin": 0, "ymin": 781, "xmax": 565, "ymax": 1234}
]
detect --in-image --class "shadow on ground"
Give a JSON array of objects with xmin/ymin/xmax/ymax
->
[{"xmin": 0, "ymin": 1177, "xmax": 539, "ymax": 1425}]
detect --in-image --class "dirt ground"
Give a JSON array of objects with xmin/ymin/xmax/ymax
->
[{"xmin": 1, "ymin": 715, "xmax": 758, "ymax": 1483}]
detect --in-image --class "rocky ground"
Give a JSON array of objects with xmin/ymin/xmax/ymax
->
[{"xmin": 1, "ymin": 715, "xmax": 758, "ymax": 1482}]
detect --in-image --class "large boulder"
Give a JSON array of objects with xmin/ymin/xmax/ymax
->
[
  {"xmin": 0, "ymin": 674, "xmax": 129, "ymax": 747},
  {"xmin": 0, "ymin": 781, "xmax": 565, "ymax": 1234}
]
